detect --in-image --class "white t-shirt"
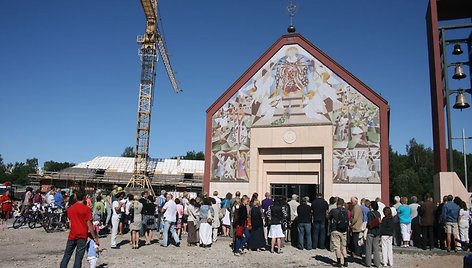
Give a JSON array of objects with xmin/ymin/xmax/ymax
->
[
  {"xmin": 213, "ymin": 196, "xmax": 221, "ymax": 205},
  {"xmin": 112, "ymin": 201, "xmax": 120, "ymax": 216},
  {"xmin": 409, "ymin": 203, "xmax": 420, "ymax": 219},
  {"xmin": 378, "ymin": 201, "xmax": 386, "ymax": 219},
  {"xmin": 460, "ymin": 209, "xmax": 470, "ymax": 222},
  {"xmin": 120, "ymin": 199, "xmax": 127, "ymax": 212},
  {"xmin": 162, "ymin": 200, "xmax": 177, "ymax": 222},
  {"xmin": 390, "ymin": 206, "xmax": 397, "ymax": 217},
  {"xmin": 47, "ymin": 194, "xmax": 54, "ymax": 205},
  {"xmin": 125, "ymin": 199, "xmax": 133, "ymax": 215}
]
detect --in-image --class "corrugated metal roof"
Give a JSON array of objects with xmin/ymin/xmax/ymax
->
[{"xmin": 73, "ymin": 156, "xmax": 204, "ymax": 174}]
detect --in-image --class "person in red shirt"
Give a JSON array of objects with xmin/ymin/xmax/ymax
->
[
  {"xmin": 0, "ymin": 190, "xmax": 13, "ymax": 220},
  {"xmin": 60, "ymin": 190, "xmax": 99, "ymax": 268}
]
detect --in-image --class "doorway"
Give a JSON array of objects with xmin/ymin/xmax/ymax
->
[{"xmin": 270, "ymin": 184, "xmax": 318, "ymax": 202}]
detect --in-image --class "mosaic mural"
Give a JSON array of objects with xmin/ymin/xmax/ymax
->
[{"xmin": 211, "ymin": 44, "xmax": 381, "ymax": 183}]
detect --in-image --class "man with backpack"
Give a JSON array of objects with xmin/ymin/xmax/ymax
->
[{"xmin": 329, "ymin": 198, "xmax": 349, "ymax": 267}]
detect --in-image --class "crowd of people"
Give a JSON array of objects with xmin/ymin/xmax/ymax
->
[{"xmin": 3, "ymin": 185, "xmax": 471, "ymax": 268}]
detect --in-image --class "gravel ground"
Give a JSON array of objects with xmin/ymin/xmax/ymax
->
[{"xmin": 0, "ymin": 223, "xmax": 465, "ymax": 268}]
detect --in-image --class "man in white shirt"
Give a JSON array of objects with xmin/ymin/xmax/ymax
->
[
  {"xmin": 160, "ymin": 194, "xmax": 180, "ymax": 247},
  {"xmin": 213, "ymin": 191, "xmax": 221, "ymax": 205},
  {"xmin": 287, "ymin": 194, "xmax": 300, "ymax": 242},
  {"xmin": 288, "ymin": 194, "xmax": 300, "ymax": 221},
  {"xmin": 46, "ymin": 190, "xmax": 55, "ymax": 205},
  {"xmin": 375, "ymin": 197, "xmax": 386, "ymax": 219}
]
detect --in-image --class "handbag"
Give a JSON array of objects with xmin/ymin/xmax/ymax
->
[
  {"xmin": 368, "ymin": 212, "xmax": 381, "ymax": 229},
  {"xmin": 207, "ymin": 209, "xmax": 214, "ymax": 224},
  {"xmin": 235, "ymin": 225, "xmax": 244, "ymax": 237},
  {"xmin": 218, "ymin": 208, "xmax": 226, "ymax": 219},
  {"xmin": 246, "ymin": 216, "xmax": 252, "ymax": 231}
]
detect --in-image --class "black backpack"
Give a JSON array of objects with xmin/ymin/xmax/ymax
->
[{"xmin": 334, "ymin": 208, "xmax": 349, "ymax": 233}]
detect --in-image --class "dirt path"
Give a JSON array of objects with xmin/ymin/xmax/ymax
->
[{"xmin": 0, "ymin": 225, "xmax": 464, "ymax": 268}]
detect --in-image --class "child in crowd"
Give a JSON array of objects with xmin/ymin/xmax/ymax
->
[{"xmin": 87, "ymin": 233, "xmax": 104, "ymax": 268}]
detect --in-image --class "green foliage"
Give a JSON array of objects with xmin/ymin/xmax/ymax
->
[
  {"xmin": 0, "ymin": 154, "xmax": 5, "ymax": 174},
  {"xmin": 390, "ymin": 138, "xmax": 471, "ymax": 204},
  {"xmin": 183, "ymin": 150, "xmax": 204, "ymax": 160},
  {"xmin": 0, "ymin": 156, "xmax": 38, "ymax": 185},
  {"xmin": 170, "ymin": 150, "xmax": 205, "ymax": 160},
  {"xmin": 121, "ymin": 146, "xmax": 135, "ymax": 157},
  {"xmin": 43, "ymin": 161, "xmax": 75, "ymax": 172}
]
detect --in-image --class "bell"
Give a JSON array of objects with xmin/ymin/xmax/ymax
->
[
  {"xmin": 453, "ymin": 92, "xmax": 470, "ymax": 110},
  {"xmin": 452, "ymin": 43, "xmax": 463, "ymax": 55},
  {"xmin": 452, "ymin": 64, "xmax": 467, "ymax": 80}
]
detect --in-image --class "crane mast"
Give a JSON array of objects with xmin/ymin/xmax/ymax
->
[{"xmin": 126, "ymin": 0, "xmax": 180, "ymax": 195}]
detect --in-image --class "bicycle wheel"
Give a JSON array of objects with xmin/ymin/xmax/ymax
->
[
  {"xmin": 13, "ymin": 215, "xmax": 26, "ymax": 229},
  {"xmin": 43, "ymin": 215, "xmax": 54, "ymax": 233},
  {"xmin": 28, "ymin": 215, "xmax": 42, "ymax": 229}
]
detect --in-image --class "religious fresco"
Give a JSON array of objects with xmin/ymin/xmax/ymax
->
[{"xmin": 210, "ymin": 44, "xmax": 380, "ymax": 183}]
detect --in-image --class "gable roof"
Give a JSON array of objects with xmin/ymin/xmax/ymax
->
[{"xmin": 207, "ymin": 33, "xmax": 388, "ymax": 116}]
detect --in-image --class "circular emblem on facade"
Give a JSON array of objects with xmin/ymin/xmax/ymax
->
[{"xmin": 283, "ymin": 130, "xmax": 296, "ymax": 144}]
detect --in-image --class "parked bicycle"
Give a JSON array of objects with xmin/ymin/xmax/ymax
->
[
  {"xmin": 12, "ymin": 208, "xmax": 34, "ymax": 229},
  {"xmin": 42, "ymin": 205, "xmax": 68, "ymax": 233},
  {"xmin": 28, "ymin": 207, "xmax": 44, "ymax": 229}
]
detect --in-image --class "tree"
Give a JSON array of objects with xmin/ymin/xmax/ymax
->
[
  {"xmin": 170, "ymin": 150, "xmax": 204, "ymax": 160},
  {"xmin": 121, "ymin": 146, "xmax": 135, "ymax": 157},
  {"xmin": 0, "ymin": 154, "xmax": 6, "ymax": 174},
  {"xmin": 5, "ymin": 159, "xmax": 38, "ymax": 185},
  {"xmin": 390, "ymin": 140, "xmax": 434, "ymax": 202},
  {"xmin": 26, "ymin": 158, "xmax": 38, "ymax": 173},
  {"xmin": 195, "ymin": 151, "xmax": 205, "ymax": 160},
  {"xmin": 182, "ymin": 150, "xmax": 204, "ymax": 160},
  {"xmin": 43, "ymin": 161, "xmax": 75, "ymax": 172}
]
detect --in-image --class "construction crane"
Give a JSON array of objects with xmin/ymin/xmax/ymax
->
[{"xmin": 125, "ymin": 0, "xmax": 181, "ymax": 196}]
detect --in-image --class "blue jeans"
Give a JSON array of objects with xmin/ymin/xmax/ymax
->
[
  {"xmin": 298, "ymin": 223, "xmax": 312, "ymax": 249},
  {"xmin": 59, "ymin": 239, "xmax": 87, "ymax": 268},
  {"xmin": 234, "ymin": 227, "xmax": 251, "ymax": 253},
  {"xmin": 312, "ymin": 220, "xmax": 326, "ymax": 249},
  {"xmin": 161, "ymin": 220, "xmax": 180, "ymax": 246}
]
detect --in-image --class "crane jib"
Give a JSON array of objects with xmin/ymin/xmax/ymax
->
[{"xmin": 140, "ymin": 0, "xmax": 157, "ymax": 21}]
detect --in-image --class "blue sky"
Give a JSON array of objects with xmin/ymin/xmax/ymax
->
[{"xmin": 0, "ymin": 1, "xmax": 470, "ymax": 167}]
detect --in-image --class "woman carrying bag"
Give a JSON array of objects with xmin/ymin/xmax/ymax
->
[
  {"xmin": 199, "ymin": 197, "xmax": 214, "ymax": 247},
  {"xmin": 234, "ymin": 196, "xmax": 251, "ymax": 256},
  {"xmin": 186, "ymin": 198, "xmax": 200, "ymax": 246},
  {"xmin": 365, "ymin": 201, "xmax": 382, "ymax": 268}
]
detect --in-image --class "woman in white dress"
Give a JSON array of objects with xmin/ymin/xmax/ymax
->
[
  {"xmin": 267, "ymin": 197, "xmax": 288, "ymax": 254},
  {"xmin": 199, "ymin": 198, "xmax": 215, "ymax": 247}
]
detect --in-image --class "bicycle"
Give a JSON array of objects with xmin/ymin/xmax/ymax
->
[
  {"xmin": 28, "ymin": 208, "xmax": 44, "ymax": 229},
  {"xmin": 12, "ymin": 209, "xmax": 34, "ymax": 229},
  {"xmin": 43, "ymin": 205, "xmax": 68, "ymax": 233}
]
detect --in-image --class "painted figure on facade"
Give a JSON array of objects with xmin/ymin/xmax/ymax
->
[{"xmin": 210, "ymin": 44, "xmax": 381, "ymax": 183}]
